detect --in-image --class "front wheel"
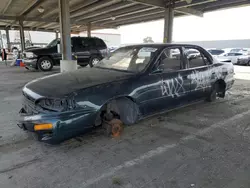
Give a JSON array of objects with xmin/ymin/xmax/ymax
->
[
  {"xmin": 37, "ymin": 57, "xmax": 53, "ymax": 71},
  {"xmin": 89, "ymin": 57, "xmax": 101, "ymax": 67},
  {"xmin": 247, "ymin": 60, "xmax": 250, "ymax": 66}
]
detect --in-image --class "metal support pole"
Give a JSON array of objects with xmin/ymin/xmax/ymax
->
[
  {"xmin": 55, "ymin": 31, "xmax": 59, "ymax": 39},
  {"xmin": 5, "ymin": 29, "xmax": 11, "ymax": 50},
  {"xmin": 0, "ymin": 31, "xmax": 3, "ymax": 49},
  {"xmin": 58, "ymin": 0, "xmax": 72, "ymax": 60},
  {"xmin": 19, "ymin": 20, "xmax": 25, "ymax": 51},
  {"xmin": 163, "ymin": 5, "xmax": 174, "ymax": 43},
  {"xmin": 58, "ymin": 0, "xmax": 77, "ymax": 72},
  {"xmin": 87, "ymin": 23, "xmax": 91, "ymax": 37}
]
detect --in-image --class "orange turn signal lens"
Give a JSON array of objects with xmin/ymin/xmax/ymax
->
[{"xmin": 34, "ymin": 124, "xmax": 53, "ymax": 131}]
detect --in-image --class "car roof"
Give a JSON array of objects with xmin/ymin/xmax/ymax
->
[
  {"xmin": 120, "ymin": 43, "xmax": 203, "ymax": 48},
  {"xmin": 71, "ymin": 36, "xmax": 103, "ymax": 40}
]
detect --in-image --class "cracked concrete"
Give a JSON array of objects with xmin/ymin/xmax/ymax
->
[{"xmin": 1, "ymin": 64, "xmax": 250, "ymax": 188}]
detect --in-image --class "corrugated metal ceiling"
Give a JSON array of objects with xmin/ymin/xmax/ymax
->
[{"xmin": 0, "ymin": 0, "xmax": 249, "ymax": 33}]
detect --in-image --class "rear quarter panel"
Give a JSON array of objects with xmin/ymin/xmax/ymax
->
[{"xmin": 211, "ymin": 58, "xmax": 234, "ymax": 90}]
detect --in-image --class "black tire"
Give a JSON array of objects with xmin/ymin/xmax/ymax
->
[
  {"xmin": 89, "ymin": 56, "xmax": 101, "ymax": 67},
  {"xmin": 247, "ymin": 60, "xmax": 250, "ymax": 66},
  {"xmin": 206, "ymin": 83, "xmax": 219, "ymax": 102},
  {"xmin": 79, "ymin": 64, "xmax": 88, "ymax": 67},
  {"xmin": 37, "ymin": 56, "xmax": 53, "ymax": 71}
]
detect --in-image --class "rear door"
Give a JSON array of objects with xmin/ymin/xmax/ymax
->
[
  {"xmin": 94, "ymin": 38, "xmax": 108, "ymax": 58},
  {"xmin": 183, "ymin": 46, "xmax": 213, "ymax": 100},
  {"xmin": 72, "ymin": 38, "xmax": 92, "ymax": 65}
]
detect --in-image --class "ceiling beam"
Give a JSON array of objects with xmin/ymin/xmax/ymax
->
[
  {"xmin": 73, "ymin": 1, "xmax": 136, "ymax": 21},
  {"xmin": 77, "ymin": 5, "xmax": 154, "ymax": 23},
  {"xmin": 70, "ymin": 0, "xmax": 99, "ymax": 12},
  {"xmin": 1, "ymin": 0, "xmax": 13, "ymax": 14},
  {"xmin": 110, "ymin": 12, "xmax": 165, "ymax": 27},
  {"xmin": 36, "ymin": 22, "xmax": 58, "ymax": 29},
  {"xmin": 71, "ymin": 0, "xmax": 122, "ymax": 18},
  {"xmin": 98, "ymin": 9, "xmax": 164, "ymax": 25},
  {"xmin": 1, "ymin": 25, "xmax": 55, "ymax": 32},
  {"xmin": 39, "ymin": 0, "xmax": 99, "ymax": 20},
  {"xmin": 175, "ymin": 7, "xmax": 203, "ymax": 17},
  {"xmin": 128, "ymin": 0, "xmax": 203, "ymax": 17},
  {"xmin": 128, "ymin": 0, "xmax": 165, "ymax": 7},
  {"xmin": 21, "ymin": 0, "xmax": 47, "ymax": 16},
  {"xmin": 0, "ymin": 15, "xmax": 57, "ymax": 23},
  {"xmin": 175, "ymin": 0, "xmax": 217, "ymax": 8},
  {"xmin": 192, "ymin": 0, "xmax": 249, "ymax": 11}
]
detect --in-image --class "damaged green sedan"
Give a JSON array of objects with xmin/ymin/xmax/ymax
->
[{"xmin": 18, "ymin": 44, "xmax": 234, "ymax": 144}]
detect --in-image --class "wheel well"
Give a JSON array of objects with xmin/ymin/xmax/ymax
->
[
  {"xmin": 37, "ymin": 55, "xmax": 55, "ymax": 65},
  {"xmin": 215, "ymin": 79, "xmax": 226, "ymax": 91},
  {"xmin": 215, "ymin": 79, "xmax": 226, "ymax": 97},
  {"xmin": 94, "ymin": 96, "xmax": 139, "ymax": 126}
]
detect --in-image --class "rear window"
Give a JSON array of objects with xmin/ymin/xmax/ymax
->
[
  {"xmin": 82, "ymin": 38, "xmax": 95, "ymax": 46},
  {"xmin": 94, "ymin": 38, "xmax": 106, "ymax": 47}
]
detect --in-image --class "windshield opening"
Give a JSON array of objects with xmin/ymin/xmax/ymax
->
[
  {"xmin": 95, "ymin": 46, "xmax": 159, "ymax": 73},
  {"xmin": 47, "ymin": 39, "xmax": 60, "ymax": 48}
]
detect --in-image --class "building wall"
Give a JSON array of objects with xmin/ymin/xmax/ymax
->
[
  {"xmin": 80, "ymin": 32, "xmax": 121, "ymax": 47},
  {"xmin": 174, "ymin": 39, "xmax": 250, "ymax": 49}
]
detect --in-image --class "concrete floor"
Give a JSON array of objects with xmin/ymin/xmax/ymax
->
[{"xmin": 1, "ymin": 64, "xmax": 250, "ymax": 188}]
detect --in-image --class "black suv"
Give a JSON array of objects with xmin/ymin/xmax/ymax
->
[{"xmin": 23, "ymin": 37, "xmax": 108, "ymax": 71}]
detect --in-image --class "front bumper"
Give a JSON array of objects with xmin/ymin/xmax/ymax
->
[
  {"xmin": 18, "ymin": 107, "xmax": 97, "ymax": 144},
  {"xmin": 23, "ymin": 58, "xmax": 38, "ymax": 68}
]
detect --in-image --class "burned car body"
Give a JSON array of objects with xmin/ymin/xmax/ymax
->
[{"xmin": 18, "ymin": 44, "xmax": 234, "ymax": 144}]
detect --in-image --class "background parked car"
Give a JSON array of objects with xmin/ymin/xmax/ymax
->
[
  {"xmin": 217, "ymin": 52, "xmax": 246, "ymax": 64},
  {"xmin": 23, "ymin": 37, "xmax": 108, "ymax": 71},
  {"xmin": 186, "ymin": 49, "xmax": 200, "ymax": 59},
  {"xmin": 236, "ymin": 55, "xmax": 250, "ymax": 65},
  {"xmin": 207, "ymin": 49, "xmax": 225, "ymax": 56}
]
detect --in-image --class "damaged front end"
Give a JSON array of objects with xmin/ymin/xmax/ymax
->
[{"xmin": 18, "ymin": 89, "xmax": 97, "ymax": 144}]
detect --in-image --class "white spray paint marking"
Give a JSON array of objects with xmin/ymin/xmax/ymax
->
[
  {"xmin": 81, "ymin": 109, "xmax": 250, "ymax": 188},
  {"xmin": 161, "ymin": 75, "xmax": 185, "ymax": 97},
  {"xmin": 188, "ymin": 65, "xmax": 233, "ymax": 90}
]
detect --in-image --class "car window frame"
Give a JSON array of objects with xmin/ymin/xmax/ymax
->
[
  {"xmin": 94, "ymin": 38, "xmax": 106, "ymax": 48},
  {"xmin": 183, "ymin": 46, "xmax": 213, "ymax": 70},
  {"xmin": 149, "ymin": 46, "xmax": 186, "ymax": 75}
]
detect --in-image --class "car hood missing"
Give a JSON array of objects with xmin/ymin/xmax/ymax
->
[{"xmin": 24, "ymin": 68, "xmax": 133, "ymax": 98}]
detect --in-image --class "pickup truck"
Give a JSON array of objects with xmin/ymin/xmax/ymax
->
[{"xmin": 18, "ymin": 44, "xmax": 234, "ymax": 144}]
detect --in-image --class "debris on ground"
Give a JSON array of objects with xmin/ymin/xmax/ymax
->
[{"xmin": 112, "ymin": 177, "xmax": 123, "ymax": 186}]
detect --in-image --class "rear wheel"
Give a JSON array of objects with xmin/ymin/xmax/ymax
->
[
  {"xmin": 206, "ymin": 81, "xmax": 225, "ymax": 102},
  {"xmin": 207, "ymin": 87, "xmax": 217, "ymax": 102},
  {"xmin": 89, "ymin": 57, "xmax": 101, "ymax": 67},
  {"xmin": 247, "ymin": 60, "xmax": 250, "ymax": 66},
  {"xmin": 37, "ymin": 57, "xmax": 53, "ymax": 71}
]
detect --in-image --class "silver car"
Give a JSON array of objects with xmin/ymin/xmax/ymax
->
[{"xmin": 217, "ymin": 52, "xmax": 247, "ymax": 64}]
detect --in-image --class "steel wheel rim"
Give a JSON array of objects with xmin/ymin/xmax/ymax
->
[
  {"xmin": 92, "ymin": 58, "xmax": 100, "ymax": 65},
  {"xmin": 41, "ymin": 60, "xmax": 51, "ymax": 69}
]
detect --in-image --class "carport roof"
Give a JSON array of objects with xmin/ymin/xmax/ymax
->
[{"xmin": 0, "ymin": 0, "xmax": 249, "ymax": 33}]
